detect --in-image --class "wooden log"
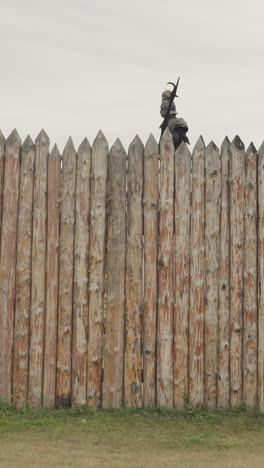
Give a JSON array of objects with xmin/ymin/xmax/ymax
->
[
  {"xmin": 143, "ymin": 134, "xmax": 159, "ymax": 407},
  {"xmin": 72, "ymin": 138, "xmax": 91, "ymax": 406},
  {"xmin": 13, "ymin": 136, "xmax": 35, "ymax": 408},
  {"xmin": 28, "ymin": 129, "xmax": 49, "ymax": 407},
  {"xmin": 189, "ymin": 136, "xmax": 205, "ymax": 407},
  {"xmin": 243, "ymin": 143, "xmax": 257, "ymax": 407},
  {"xmin": 157, "ymin": 128, "xmax": 174, "ymax": 408},
  {"xmin": 229, "ymin": 135, "xmax": 245, "ymax": 406},
  {"xmin": 217, "ymin": 137, "xmax": 230, "ymax": 409},
  {"xmin": 56, "ymin": 137, "xmax": 77, "ymax": 407},
  {"xmin": 125, "ymin": 135, "xmax": 144, "ymax": 408},
  {"xmin": 204, "ymin": 141, "xmax": 221, "ymax": 409},
  {"xmin": 87, "ymin": 131, "xmax": 108, "ymax": 408},
  {"xmin": 174, "ymin": 141, "xmax": 191, "ymax": 408},
  {"xmin": 43, "ymin": 144, "xmax": 61, "ymax": 408},
  {"xmin": 258, "ymin": 140, "xmax": 264, "ymax": 410},
  {"xmin": 102, "ymin": 138, "xmax": 126, "ymax": 408},
  {"xmin": 0, "ymin": 129, "xmax": 21, "ymax": 403},
  {"xmin": 0, "ymin": 130, "xmax": 5, "ymax": 254}
]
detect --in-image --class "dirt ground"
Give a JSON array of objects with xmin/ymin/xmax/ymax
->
[{"xmin": 1, "ymin": 408, "xmax": 264, "ymax": 467}]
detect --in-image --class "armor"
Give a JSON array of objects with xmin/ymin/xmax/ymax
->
[{"xmin": 160, "ymin": 90, "xmax": 189, "ymax": 150}]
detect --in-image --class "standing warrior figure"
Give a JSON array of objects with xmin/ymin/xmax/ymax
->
[{"xmin": 160, "ymin": 79, "xmax": 190, "ymax": 150}]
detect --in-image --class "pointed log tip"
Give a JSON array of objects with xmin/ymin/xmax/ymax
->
[
  {"xmin": 50, "ymin": 143, "xmax": 60, "ymax": 158},
  {"xmin": 246, "ymin": 142, "xmax": 257, "ymax": 154},
  {"xmin": 111, "ymin": 137, "xmax": 125, "ymax": 153},
  {"xmin": 36, "ymin": 129, "xmax": 50, "ymax": 144},
  {"xmin": 161, "ymin": 127, "xmax": 173, "ymax": 141},
  {"xmin": 129, "ymin": 134, "xmax": 144, "ymax": 151},
  {"xmin": 78, "ymin": 137, "xmax": 91, "ymax": 154},
  {"xmin": 0, "ymin": 129, "xmax": 5, "ymax": 144},
  {"xmin": 95, "ymin": 129, "xmax": 107, "ymax": 141},
  {"xmin": 231, "ymin": 135, "xmax": 245, "ymax": 151},
  {"xmin": 63, "ymin": 136, "xmax": 76, "ymax": 154},
  {"xmin": 221, "ymin": 136, "xmax": 230, "ymax": 148},
  {"xmin": 175, "ymin": 140, "xmax": 191, "ymax": 158},
  {"xmin": 193, "ymin": 135, "xmax": 205, "ymax": 151},
  {"xmin": 206, "ymin": 140, "xmax": 219, "ymax": 152},
  {"xmin": 22, "ymin": 135, "xmax": 35, "ymax": 150},
  {"xmin": 258, "ymin": 141, "xmax": 264, "ymax": 155},
  {"xmin": 145, "ymin": 133, "xmax": 158, "ymax": 156},
  {"xmin": 6, "ymin": 128, "xmax": 22, "ymax": 145}
]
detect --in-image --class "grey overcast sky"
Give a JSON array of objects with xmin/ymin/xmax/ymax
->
[{"xmin": 0, "ymin": 0, "xmax": 263, "ymax": 151}]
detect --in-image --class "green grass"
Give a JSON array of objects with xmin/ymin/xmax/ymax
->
[{"xmin": 1, "ymin": 400, "xmax": 264, "ymax": 467}]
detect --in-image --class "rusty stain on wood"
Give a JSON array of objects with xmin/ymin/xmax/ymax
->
[
  {"xmin": 56, "ymin": 137, "xmax": 77, "ymax": 407},
  {"xmin": 174, "ymin": 141, "xmax": 191, "ymax": 408},
  {"xmin": 43, "ymin": 144, "xmax": 61, "ymax": 408},
  {"xmin": 204, "ymin": 141, "xmax": 221, "ymax": 409},
  {"xmin": 157, "ymin": 128, "xmax": 174, "ymax": 408},
  {"xmin": 125, "ymin": 135, "xmax": 144, "ymax": 408},
  {"xmin": 71, "ymin": 138, "xmax": 91, "ymax": 407},
  {"xmin": 13, "ymin": 136, "xmax": 35, "ymax": 408},
  {"xmin": 229, "ymin": 135, "xmax": 245, "ymax": 407},
  {"xmin": 143, "ymin": 134, "xmax": 159, "ymax": 407},
  {"xmin": 189, "ymin": 136, "xmax": 205, "ymax": 407},
  {"xmin": 0, "ymin": 129, "xmax": 21, "ymax": 403},
  {"xmin": 103, "ymin": 138, "xmax": 126, "ymax": 408},
  {"xmin": 28, "ymin": 129, "xmax": 49, "ymax": 407},
  {"xmin": 217, "ymin": 137, "xmax": 230, "ymax": 409},
  {"xmin": 87, "ymin": 131, "xmax": 108, "ymax": 408}
]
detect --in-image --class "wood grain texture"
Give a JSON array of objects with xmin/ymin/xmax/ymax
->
[
  {"xmin": 189, "ymin": 136, "xmax": 205, "ymax": 407},
  {"xmin": 174, "ymin": 142, "xmax": 191, "ymax": 408},
  {"xmin": 258, "ymin": 141, "xmax": 264, "ymax": 410},
  {"xmin": 143, "ymin": 134, "xmax": 159, "ymax": 407},
  {"xmin": 71, "ymin": 138, "xmax": 91, "ymax": 406},
  {"xmin": 102, "ymin": 139, "xmax": 126, "ymax": 408},
  {"xmin": 43, "ymin": 144, "xmax": 61, "ymax": 407},
  {"xmin": 125, "ymin": 135, "xmax": 144, "ymax": 408},
  {"xmin": 204, "ymin": 141, "xmax": 221, "ymax": 409},
  {"xmin": 0, "ymin": 130, "xmax": 5, "ymax": 255},
  {"xmin": 229, "ymin": 136, "xmax": 245, "ymax": 407},
  {"xmin": 0, "ymin": 129, "xmax": 21, "ymax": 403},
  {"xmin": 56, "ymin": 137, "xmax": 77, "ymax": 407},
  {"xmin": 13, "ymin": 136, "xmax": 35, "ymax": 408},
  {"xmin": 243, "ymin": 143, "xmax": 257, "ymax": 406},
  {"xmin": 87, "ymin": 131, "xmax": 108, "ymax": 407},
  {"xmin": 28, "ymin": 129, "xmax": 49, "ymax": 407},
  {"xmin": 157, "ymin": 128, "xmax": 174, "ymax": 408},
  {"xmin": 217, "ymin": 137, "xmax": 230, "ymax": 409}
]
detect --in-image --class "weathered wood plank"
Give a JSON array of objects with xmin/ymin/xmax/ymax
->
[
  {"xmin": 28, "ymin": 129, "xmax": 49, "ymax": 407},
  {"xmin": 143, "ymin": 134, "xmax": 159, "ymax": 407},
  {"xmin": 125, "ymin": 135, "xmax": 144, "ymax": 408},
  {"xmin": 13, "ymin": 136, "xmax": 35, "ymax": 408},
  {"xmin": 174, "ymin": 141, "xmax": 191, "ymax": 408},
  {"xmin": 72, "ymin": 138, "xmax": 91, "ymax": 406},
  {"xmin": 189, "ymin": 136, "xmax": 205, "ymax": 407},
  {"xmin": 157, "ymin": 128, "xmax": 174, "ymax": 408},
  {"xmin": 217, "ymin": 137, "xmax": 230, "ymax": 409},
  {"xmin": 258, "ymin": 141, "xmax": 264, "ymax": 410},
  {"xmin": 229, "ymin": 135, "xmax": 245, "ymax": 406},
  {"xmin": 0, "ymin": 129, "xmax": 21, "ymax": 403},
  {"xmin": 87, "ymin": 131, "xmax": 108, "ymax": 408},
  {"xmin": 204, "ymin": 141, "xmax": 221, "ymax": 409},
  {"xmin": 43, "ymin": 144, "xmax": 61, "ymax": 408},
  {"xmin": 0, "ymin": 130, "xmax": 5, "ymax": 255},
  {"xmin": 243, "ymin": 143, "xmax": 257, "ymax": 407},
  {"xmin": 102, "ymin": 138, "xmax": 126, "ymax": 408},
  {"xmin": 56, "ymin": 137, "xmax": 77, "ymax": 407}
]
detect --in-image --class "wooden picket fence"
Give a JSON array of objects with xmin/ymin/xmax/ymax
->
[{"xmin": 0, "ymin": 127, "xmax": 264, "ymax": 410}]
